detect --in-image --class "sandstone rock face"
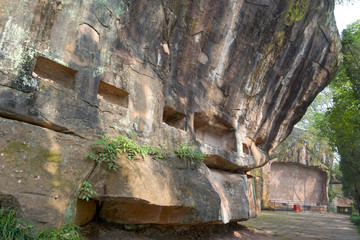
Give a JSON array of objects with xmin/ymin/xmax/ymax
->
[
  {"xmin": 0, "ymin": 0, "xmax": 340, "ymax": 228},
  {"xmin": 0, "ymin": 118, "xmax": 93, "ymax": 226},
  {"xmin": 206, "ymin": 169, "xmax": 249, "ymax": 223},
  {"xmin": 88, "ymin": 155, "xmax": 221, "ymax": 225},
  {"xmin": 270, "ymin": 162, "xmax": 328, "ymax": 204}
]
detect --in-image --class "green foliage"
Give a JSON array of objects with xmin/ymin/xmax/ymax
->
[
  {"xmin": 143, "ymin": 144, "xmax": 173, "ymax": 160},
  {"xmin": 351, "ymin": 214, "xmax": 360, "ymax": 226},
  {"xmin": 350, "ymin": 214, "xmax": 360, "ymax": 233},
  {"xmin": 314, "ymin": 19, "xmax": 360, "ymax": 215},
  {"xmin": 330, "ymin": 162, "xmax": 342, "ymax": 183},
  {"xmin": 80, "ymin": 181, "xmax": 97, "ymax": 202},
  {"xmin": 0, "ymin": 209, "xmax": 35, "ymax": 240},
  {"xmin": 85, "ymin": 134, "xmax": 148, "ymax": 171},
  {"xmin": 328, "ymin": 185, "xmax": 337, "ymax": 203},
  {"xmin": 296, "ymin": 88, "xmax": 333, "ymax": 133},
  {"xmin": 37, "ymin": 224, "xmax": 83, "ymax": 240},
  {"xmin": 0, "ymin": 209, "xmax": 84, "ymax": 240},
  {"xmin": 341, "ymin": 19, "xmax": 360, "ymax": 98},
  {"xmin": 271, "ymin": 128, "xmax": 333, "ymax": 170},
  {"xmin": 176, "ymin": 143, "xmax": 207, "ymax": 164},
  {"xmin": 335, "ymin": 0, "xmax": 357, "ymax": 4},
  {"xmin": 86, "ymin": 134, "xmax": 207, "ymax": 168},
  {"xmin": 295, "ymin": 19, "xmax": 360, "ymax": 215}
]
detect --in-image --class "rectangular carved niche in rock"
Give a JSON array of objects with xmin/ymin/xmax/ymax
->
[
  {"xmin": 194, "ymin": 113, "xmax": 236, "ymax": 152},
  {"xmin": 32, "ymin": 56, "xmax": 77, "ymax": 89},
  {"xmin": 243, "ymin": 138, "xmax": 264, "ymax": 155},
  {"xmin": 163, "ymin": 106, "xmax": 186, "ymax": 130},
  {"xmin": 97, "ymin": 81, "xmax": 129, "ymax": 108}
]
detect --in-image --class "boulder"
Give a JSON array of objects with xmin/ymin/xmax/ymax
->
[{"xmin": 0, "ymin": 117, "xmax": 92, "ymax": 227}]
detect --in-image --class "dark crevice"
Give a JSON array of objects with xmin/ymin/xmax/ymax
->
[
  {"xmin": 317, "ymin": 24, "xmax": 331, "ymax": 46},
  {"xmin": 0, "ymin": 113, "xmax": 86, "ymax": 139},
  {"xmin": 0, "ymin": 83, "xmax": 38, "ymax": 94},
  {"xmin": 20, "ymin": 191, "xmax": 51, "ymax": 197},
  {"xmin": 208, "ymin": 165, "xmax": 246, "ymax": 175},
  {"xmin": 313, "ymin": 61, "xmax": 330, "ymax": 77},
  {"xmin": 244, "ymin": 0, "xmax": 270, "ymax": 7}
]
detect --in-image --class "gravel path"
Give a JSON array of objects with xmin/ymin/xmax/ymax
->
[{"xmin": 244, "ymin": 210, "xmax": 360, "ymax": 240}]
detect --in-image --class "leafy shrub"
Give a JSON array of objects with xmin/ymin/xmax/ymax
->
[
  {"xmin": 85, "ymin": 134, "xmax": 148, "ymax": 171},
  {"xmin": 351, "ymin": 214, "xmax": 360, "ymax": 226},
  {"xmin": 351, "ymin": 214, "xmax": 360, "ymax": 233},
  {"xmin": 80, "ymin": 181, "xmax": 97, "ymax": 202},
  {"xmin": 176, "ymin": 143, "xmax": 207, "ymax": 164}
]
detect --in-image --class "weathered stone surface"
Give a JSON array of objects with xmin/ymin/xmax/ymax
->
[
  {"xmin": 0, "ymin": 0, "xmax": 340, "ymax": 229},
  {"xmin": 258, "ymin": 161, "xmax": 329, "ymax": 210},
  {"xmin": 0, "ymin": 117, "xmax": 93, "ymax": 227},
  {"xmin": 0, "ymin": 0, "xmax": 340, "ymax": 170},
  {"xmin": 74, "ymin": 199, "xmax": 97, "ymax": 226},
  {"xmin": 88, "ymin": 155, "xmax": 221, "ymax": 225},
  {"xmin": 247, "ymin": 176, "xmax": 261, "ymax": 218},
  {"xmin": 269, "ymin": 162, "xmax": 328, "ymax": 205},
  {"xmin": 206, "ymin": 169, "xmax": 249, "ymax": 223}
]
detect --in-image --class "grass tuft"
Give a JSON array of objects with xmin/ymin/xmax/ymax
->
[{"xmin": 0, "ymin": 209, "xmax": 84, "ymax": 240}]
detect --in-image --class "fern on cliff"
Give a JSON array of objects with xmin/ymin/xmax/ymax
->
[{"xmin": 85, "ymin": 134, "xmax": 207, "ymax": 171}]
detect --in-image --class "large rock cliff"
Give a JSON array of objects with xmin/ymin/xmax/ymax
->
[{"xmin": 0, "ymin": 0, "xmax": 340, "ymax": 228}]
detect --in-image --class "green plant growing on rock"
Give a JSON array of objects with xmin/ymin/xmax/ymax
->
[
  {"xmin": 176, "ymin": 143, "xmax": 207, "ymax": 164},
  {"xmin": 85, "ymin": 134, "xmax": 148, "ymax": 171},
  {"xmin": 86, "ymin": 134, "xmax": 206, "ymax": 169},
  {"xmin": 80, "ymin": 181, "xmax": 97, "ymax": 202},
  {"xmin": 143, "ymin": 143, "xmax": 173, "ymax": 160}
]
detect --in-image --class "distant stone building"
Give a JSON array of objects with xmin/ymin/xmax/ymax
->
[
  {"xmin": 261, "ymin": 161, "xmax": 328, "ymax": 210},
  {"xmin": 259, "ymin": 128, "xmax": 332, "ymax": 211}
]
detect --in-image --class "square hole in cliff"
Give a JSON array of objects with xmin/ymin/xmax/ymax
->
[
  {"xmin": 97, "ymin": 81, "xmax": 129, "ymax": 107},
  {"xmin": 194, "ymin": 112, "xmax": 236, "ymax": 152},
  {"xmin": 32, "ymin": 56, "xmax": 77, "ymax": 89},
  {"xmin": 163, "ymin": 106, "xmax": 186, "ymax": 130}
]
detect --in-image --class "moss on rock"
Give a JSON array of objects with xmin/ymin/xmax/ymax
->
[{"xmin": 284, "ymin": 0, "xmax": 310, "ymax": 26}]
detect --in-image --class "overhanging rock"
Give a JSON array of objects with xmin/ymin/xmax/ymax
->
[{"xmin": 0, "ymin": 0, "xmax": 340, "ymax": 228}]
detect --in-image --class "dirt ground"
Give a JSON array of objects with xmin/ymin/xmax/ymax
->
[
  {"xmin": 81, "ymin": 211, "xmax": 360, "ymax": 239},
  {"xmin": 81, "ymin": 221, "xmax": 273, "ymax": 240}
]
